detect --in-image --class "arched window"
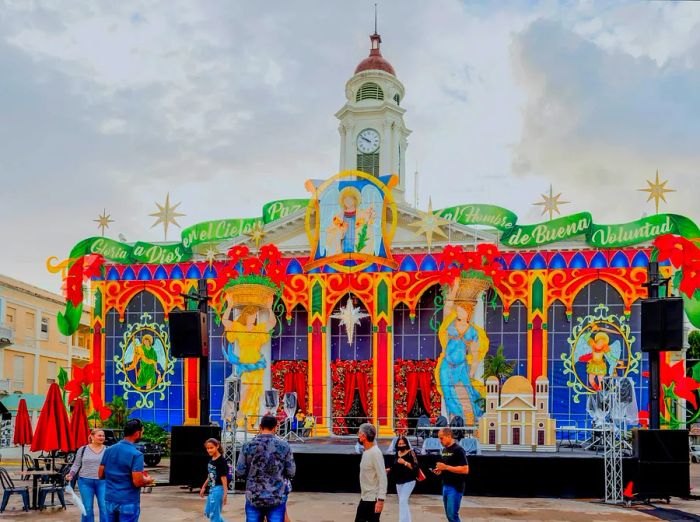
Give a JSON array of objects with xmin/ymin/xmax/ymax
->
[
  {"xmin": 393, "ymin": 93, "xmax": 400, "ymax": 105},
  {"xmin": 330, "ymin": 296, "xmax": 372, "ymax": 360},
  {"xmin": 484, "ymin": 291, "xmax": 528, "ymax": 377},
  {"xmin": 270, "ymin": 304, "xmax": 308, "ymax": 361},
  {"xmin": 393, "ymin": 285, "xmax": 441, "ymax": 360},
  {"xmin": 356, "ymin": 82, "xmax": 384, "ymax": 101}
]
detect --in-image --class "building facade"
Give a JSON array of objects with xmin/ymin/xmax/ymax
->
[
  {"xmin": 0, "ymin": 274, "xmax": 91, "ymax": 426},
  {"xmin": 50, "ymin": 31, "xmax": 696, "ymax": 440}
]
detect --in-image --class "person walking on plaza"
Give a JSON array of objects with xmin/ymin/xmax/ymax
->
[
  {"xmin": 386, "ymin": 435, "xmax": 418, "ymax": 522},
  {"xmin": 98, "ymin": 419, "xmax": 154, "ymax": 522},
  {"xmin": 199, "ymin": 438, "xmax": 228, "ymax": 522},
  {"xmin": 236, "ymin": 415, "xmax": 296, "ymax": 522},
  {"xmin": 355, "ymin": 423, "xmax": 387, "ymax": 522},
  {"xmin": 433, "ymin": 427, "xmax": 469, "ymax": 522},
  {"xmin": 67, "ymin": 428, "xmax": 107, "ymax": 522}
]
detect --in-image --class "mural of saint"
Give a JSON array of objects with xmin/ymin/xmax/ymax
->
[
  {"xmin": 574, "ymin": 324, "xmax": 622, "ymax": 391},
  {"xmin": 123, "ymin": 333, "xmax": 166, "ymax": 391},
  {"xmin": 221, "ymin": 294, "xmax": 276, "ymax": 430},
  {"xmin": 435, "ymin": 281, "xmax": 489, "ymax": 425},
  {"xmin": 324, "ymin": 186, "xmax": 376, "ymax": 255}
]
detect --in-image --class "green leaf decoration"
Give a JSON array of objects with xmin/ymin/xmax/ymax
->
[
  {"xmin": 57, "ymin": 367, "xmax": 68, "ymax": 389},
  {"xmin": 57, "ymin": 301, "xmax": 84, "ymax": 336},
  {"xmin": 692, "ymin": 361, "xmax": 700, "ymax": 384},
  {"xmin": 356, "ymin": 223, "xmax": 368, "ymax": 252}
]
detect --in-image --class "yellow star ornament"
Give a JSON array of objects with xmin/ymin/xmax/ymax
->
[
  {"xmin": 246, "ymin": 221, "xmax": 266, "ymax": 247},
  {"xmin": 408, "ymin": 198, "xmax": 451, "ymax": 248},
  {"xmin": 93, "ymin": 209, "xmax": 114, "ymax": 237},
  {"xmin": 150, "ymin": 193, "xmax": 185, "ymax": 241},
  {"xmin": 534, "ymin": 185, "xmax": 569, "ymax": 221},
  {"xmin": 638, "ymin": 170, "xmax": 674, "ymax": 214}
]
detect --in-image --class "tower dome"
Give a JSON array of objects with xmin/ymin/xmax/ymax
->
[{"xmin": 354, "ymin": 33, "xmax": 395, "ymax": 76}]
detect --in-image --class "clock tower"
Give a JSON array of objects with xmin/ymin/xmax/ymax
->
[{"xmin": 336, "ymin": 32, "xmax": 411, "ymax": 201}]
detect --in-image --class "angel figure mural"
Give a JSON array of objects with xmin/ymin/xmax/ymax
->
[
  {"xmin": 221, "ymin": 294, "xmax": 276, "ymax": 429},
  {"xmin": 574, "ymin": 324, "xmax": 623, "ymax": 391},
  {"xmin": 435, "ymin": 280, "xmax": 489, "ymax": 425},
  {"xmin": 323, "ymin": 185, "xmax": 378, "ymax": 256},
  {"xmin": 123, "ymin": 334, "xmax": 166, "ymax": 391}
]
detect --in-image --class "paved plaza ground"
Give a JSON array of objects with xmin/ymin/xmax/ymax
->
[{"xmin": 1, "ymin": 459, "xmax": 700, "ymax": 521}]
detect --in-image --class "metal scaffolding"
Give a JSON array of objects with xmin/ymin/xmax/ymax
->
[
  {"xmin": 220, "ymin": 376, "xmax": 241, "ymax": 486},
  {"xmin": 602, "ymin": 376, "xmax": 625, "ymax": 504}
]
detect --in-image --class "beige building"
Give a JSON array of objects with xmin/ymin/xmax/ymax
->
[
  {"xmin": 0, "ymin": 274, "xmax": 91, "ymax": 426},
  {"xmin": 478, "ymin": 375, "xmax": 557, "ymax": 452}
]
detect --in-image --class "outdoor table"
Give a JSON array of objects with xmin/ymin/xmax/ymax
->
[
  {"xmin": 15, "ymin": 470, "xmax": 61, "ymax": 509},
  {"xmin": 33, "ymin": 456, "xmax": 53, "ymax": 470}
]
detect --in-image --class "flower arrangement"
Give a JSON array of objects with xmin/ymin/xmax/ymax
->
[
  {"xmin": 438, "ymin": 243, "xmax": 502, "ymax": 286},
  {"xmin": 58, "ymin": 254, "xmax": 104, "ymax": 336},
  {"xmin": 393, "ymin": 359, "xmax": 442, "ymax": 432},
  {"xmin": 331, "ymin": 360, "xmax": 373, "ymax": 435},
  {"xmin": 271, "ymin": 360, "xmax": 309, "ymax": 415},
  {"xmin": 219, "ymin": 243, "xmax": 286, "ymax": 309},
  {"xmin": 58, "ymin": 361, "xmax": 112, "ymax": 424}
]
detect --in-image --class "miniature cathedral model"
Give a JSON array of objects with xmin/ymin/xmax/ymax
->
[{"xmin": 478, "ymin": 375, "xmax": 556, "ymax": 452}]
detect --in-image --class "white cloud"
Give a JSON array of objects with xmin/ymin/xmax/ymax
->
[{"xmin": 0, "ymin": 0, "xmax": 699, "ymax": 292}]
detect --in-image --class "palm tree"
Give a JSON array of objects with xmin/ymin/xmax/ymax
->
[
  {"xmin": 103, "ymin": 396, "xmax": 135, "ymax": 429},
  {"xmin": 483, "ymin": 344, "xmax": 514, "ymax": 384}
]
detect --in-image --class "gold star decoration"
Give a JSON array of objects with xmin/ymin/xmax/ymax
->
[
  {"xmin": 534, "ymin": 184, "xmax": 569, "ymax": 221},
  {"xmin": 93, "ymin": 209, "xmax": 114, "ymax": 237},
  {"xmin": 246, "ymin": 221, "xmax": 266, "ymax": 247},
  {"xmin": 638, "ymin": 170, "xmax": 675, "ymax": 214},
  {"xmin": 150, "ymin": 193, "xmax": 185, "ymax": 241},
  {"xmin": 195, "ymin": 244, "xmax": 221, "ymax": 270},
  {"xmin": 408, "ymin": 198, "xmax": 451, "ymax": 248}
]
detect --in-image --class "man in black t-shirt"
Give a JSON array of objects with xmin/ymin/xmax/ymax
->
[{"xmin": 433, "ymin": 427, "xmax": 468, "ymax": 522}]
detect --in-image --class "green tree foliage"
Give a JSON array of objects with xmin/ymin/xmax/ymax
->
[
  {"xmin": 482, "ymin": 344, "xmax": 515, "ymax": 383},
  {"xmin": 102, "ymin": 396, "xmax": 134, "ymax": 429},
  {"xmin": 688, "ymin": 330, "xmax": 700, "ymax": 360}
]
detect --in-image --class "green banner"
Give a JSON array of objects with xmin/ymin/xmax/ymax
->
[
  {"xmin": 587, "ymin": 214, "xmax": 700, "ymax": 248},
  {"xmin": 438, "ymin": 204, "xmax": 517, "ymax": 231},
  {"xmin": 67, "ymin": 199, "xmax": 310, "ymax": 264},
  {"xmin": 502, "ymin": 212, "xmax": 593, "ymax": 247}
]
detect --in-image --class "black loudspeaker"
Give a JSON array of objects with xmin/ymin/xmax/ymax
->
[
  {"xmin": 633, "ymin": 429, "xmax": 690, "ymax": 499},
  {"xmin": 169, "ymin": 310, "xmax": 208, "ymax": 357},
  {"xmin": 640, "ymin": 298, "xmax": 684, "ymax": 352},
  {"xmin": 169, "ymin": 425, "xmax": 222, "ymax": 487}
]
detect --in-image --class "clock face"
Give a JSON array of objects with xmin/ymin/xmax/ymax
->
[{"xmin": 356, "ymin": 129, "xmax": 380, "ymax": 154}]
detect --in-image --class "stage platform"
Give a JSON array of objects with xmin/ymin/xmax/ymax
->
[{"xmin": 235, "ymin": 436, "xmax": 639, "ymax": 498}]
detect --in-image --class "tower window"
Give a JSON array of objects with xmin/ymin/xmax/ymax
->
[
  {"xmin": 393, "ymin": 94, "xmax": 400, "ymax": 105},
  {"xmin": 356, "ymin": 82, "xmax": 384, "ymax": 101},
  {"xmin": 356, "ymin": 153, "xmax": 379, "ymax": 176}
]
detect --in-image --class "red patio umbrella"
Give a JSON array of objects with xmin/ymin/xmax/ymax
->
[
  {"xmin": 13, "ymin": 398, "xmax": 33, "ymax": 471},
  {"xmin": 31, "ymin": 383, "xmax": 73, "ymax": 458},
  {"xmin": 70, "ymin": 399, "xmax": 90, "ymax": 450}
]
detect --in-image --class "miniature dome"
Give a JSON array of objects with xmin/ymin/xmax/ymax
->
[{"xmin": 501, "ymin": 375, "xmax": 533, "ymax": 395}]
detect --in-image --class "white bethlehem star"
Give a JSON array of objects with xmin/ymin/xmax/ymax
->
[{"xmin": 331, "ymin": 295, "xmax": 369, "ymax": 345}]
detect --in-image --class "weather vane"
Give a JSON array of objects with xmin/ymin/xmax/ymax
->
[
  {"xmin": 150, "ymin": 193, "xmax": 185, "ymax": 241},
  {"xmin": 408, "ymin": 197, "xmax": 451, "ymax": 249},
  {"xmin": 93, "ymin": 209, "xmax": 114, "ymax": 237},
  {"xmin": 638, "ymin": 170, "xmax": 674, "ymax": 214},
  {"xmin": 534, "ymin": 184, "xmax": 569, "ymax": 221}
]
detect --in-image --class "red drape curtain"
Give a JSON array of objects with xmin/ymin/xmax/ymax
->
[
  {"xmin": 283, "ymin": 371, "xmax": 307, "ymax": 411},
  {"xmin": 405, "ymin": 371, "xmax": 433, "ymax": 414},
  {"xmin": 343, "ymin": 371, "xmax": 357, "ymax": 415},
  {"xmin": 406, "ymin": 372, "xmax": 420, "ymax": 413},
  {"xmin": 356, "ymin": 372, "xmax": 369, "ymax": 415}
]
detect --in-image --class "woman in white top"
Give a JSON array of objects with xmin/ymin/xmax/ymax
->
[{"xmin": 67, "ymin": 428, "xmax": 107, "ymax": 522}]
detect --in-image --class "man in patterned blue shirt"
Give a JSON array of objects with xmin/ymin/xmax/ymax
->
[{"xmin": 236, "ymin": 415, "xmax": 296, "ymax": 522}]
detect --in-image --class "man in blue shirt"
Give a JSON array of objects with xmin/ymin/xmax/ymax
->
[{"xmin": 99, "ymin": 418, "xmax": 154, "ymax": 522}]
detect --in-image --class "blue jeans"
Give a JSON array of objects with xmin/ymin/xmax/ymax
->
[
  {"xmin": 204, "ymin": 485, "xmax": 227, "ymax": 522},
  {"xmin": 77, "ymin": 477, "xmax": 106, "ymax": 522},
  {"xmin": 105, "ymin": 500, "xmax": 140, "ymax": 522},
  {"xmin": 244, "ymin": 498, "xmax": 286, "ymax": 522},
  {"xmin": 442, "ymin": 484, "xmax": 463, "ymax": 522}
]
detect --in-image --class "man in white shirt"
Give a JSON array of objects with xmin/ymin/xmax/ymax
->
[{"xmin": 355, "ymin": 423, "xmax": 387, "ymax": 522}]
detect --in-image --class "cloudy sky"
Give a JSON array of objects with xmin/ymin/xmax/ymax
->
[{"xmin": 1, "ymin": 1, "xmax": 699, "ymax": 292}]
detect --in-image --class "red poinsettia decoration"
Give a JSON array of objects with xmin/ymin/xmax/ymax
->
[
  {"xmin": 242, "ymin": 257, "xmax": 264, "ymax": 275},
  {"xmin": 227, "ymin": 245, "xmax": 250, "ymax": 265},
  {"xmin": 662, "ymin": 360, "xmax": 700, "ymax": 408},
  {"xmin": 90, "ymin": 391, "xmax": 113, "ymax": 421},
  {"xmin": 653, "ymin": 234, "xmax": 700, "ymax": 298},
  {"xmin": 266, "ymin": 263, "xmax": 286, "ymax": 286},
  {"xmin": 438, "ymin": 243, "xmax": 502, "ymax": 286},
  {"xmin": 259, "ymin": 244, "xmax": 282, "ymax": 265}
]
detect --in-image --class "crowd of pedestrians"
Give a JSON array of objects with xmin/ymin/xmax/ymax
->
[{"xmin": 64, "ymin": 416, "xmax": 468, "ymax": 522}]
